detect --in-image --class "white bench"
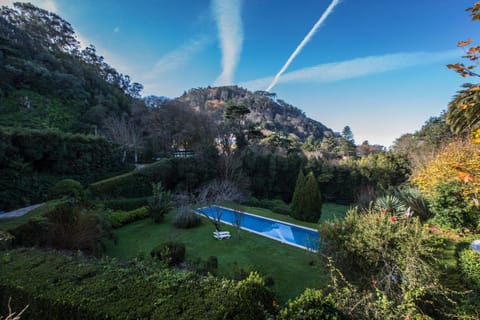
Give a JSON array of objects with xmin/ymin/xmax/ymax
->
[{"xmin": 213, "ymin": 231, "xmax": 231, "ymax": 240}]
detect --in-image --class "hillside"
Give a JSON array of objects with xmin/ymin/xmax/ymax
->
[
  {"xmin": 177, "ymin": 86, "xmax": 334, "ymax": 142},
  {"xmin": 0, "ymin": 3, "xmax": 145, "ymax": 134}
]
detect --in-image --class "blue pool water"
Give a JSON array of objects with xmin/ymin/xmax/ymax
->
[{"xmin": 196, "ymin": 206, "xmax": 319, "ymax": 251}]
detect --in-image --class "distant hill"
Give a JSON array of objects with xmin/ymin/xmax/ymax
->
[{"xmin": 176, "ymin": 86, "xmax": 334, "ymax": 142}]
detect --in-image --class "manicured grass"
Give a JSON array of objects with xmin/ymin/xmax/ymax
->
[
  {"xmin": 104, "ymin": 204, "xmax": 350, "ymax": 302},
  {"xmin": 223, "ymin": 202, "xmax": 350, "ymax": 229}
]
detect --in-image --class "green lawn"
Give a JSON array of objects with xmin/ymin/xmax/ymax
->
[
  {"xmin": 105, "ymin": 203, "xmax": 349, "ymax": 302},
  {"xmin": 223, "ymin": 202, "xmax": 349, "ymax": 229}
]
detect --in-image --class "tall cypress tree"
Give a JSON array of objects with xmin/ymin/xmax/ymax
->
[
  {"xmin": 303, "ymin": 172, "xmax": 322, "ymax": 222},
  {"xmin": 291, "ymin": 170, "xmax": 322, "ymax": 222}
]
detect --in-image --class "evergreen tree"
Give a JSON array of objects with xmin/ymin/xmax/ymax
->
[
  {"xmin": 291, "ymin": 170, "xmax": 306, "ymax": 219},
  {"xmin": 291, "ymin": 171, "xmax": 322, "ymax": 222}
]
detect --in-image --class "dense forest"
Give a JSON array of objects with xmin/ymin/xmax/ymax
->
[{"xmin": 0, "ymin": 2, "xmax": 479, "ymax": 319}]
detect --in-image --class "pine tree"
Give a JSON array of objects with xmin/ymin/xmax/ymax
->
[{"xmin": 291, "ymin": 171, "xmax": 322, "ymax": 222}]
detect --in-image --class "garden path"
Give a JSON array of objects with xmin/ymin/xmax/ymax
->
[{"xmin": 0, "ymin": 203, "xmax": 44, "ymax": 219}]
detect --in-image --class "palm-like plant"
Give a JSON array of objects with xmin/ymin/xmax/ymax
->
[
  {"xmin": 373, "ymin": 195, "xmax": 406, "ymax": 216},
  {"xmin": 446, "ymin": 84, "xmax": 480, "ymax": 137}
]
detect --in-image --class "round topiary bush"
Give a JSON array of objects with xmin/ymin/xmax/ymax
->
[
  {"xmin": 48, "ymin": 179, "xmax": 84, "ymax": 201},
  {"xmin": 459, "ymin": 247, "xmax": 480, "ymax": 290},
  {"xmin": 150, "ymin": 241, "xmax": 186, "ymax": 266},
  {"xmin": 173, "ymin": 206, "xmax": 201, "ymax": 229}
]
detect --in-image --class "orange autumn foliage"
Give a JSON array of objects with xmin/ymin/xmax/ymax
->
[{"xmin": 411, "ymin": 139, "xmax": 480, "ymax": 201}]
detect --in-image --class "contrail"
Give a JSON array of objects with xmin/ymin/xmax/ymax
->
[
  {"xmin": 212, "ymin": 0, "xmax": 243, "ymax": 86},
  {"xmin": 266, "ymin": 0, "xmax": 341, "ymax": 92}
]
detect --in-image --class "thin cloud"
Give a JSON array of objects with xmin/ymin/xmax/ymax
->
[
  {"xmin": 241, "ymin": 50, "xmax": 460, "ymax": 90},
  {"xmin": 113, "ymin": 26, "xmax": 120, "ymax": 33},
  {"xmin": 212, "ymin": 0, "xmax": 243, "ymax": 85},
  {"xmin": 266, "ymin": 0, "xmax": 341, "ymax": 92},
  {"xmin": 145, "ymin": 36, "xmax": 210, "ymax": 78}
]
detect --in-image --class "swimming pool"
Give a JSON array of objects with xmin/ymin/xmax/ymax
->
[{"xmin": 196, "ymin": 206, "xmax": 319, "ymax": 251}]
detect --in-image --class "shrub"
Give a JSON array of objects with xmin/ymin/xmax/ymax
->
[
  {"xmin": 0, "ymin": 231, "xmax": 14, "ymax": 250},
  {"xmin": 48, "ymin": 179, "xmax": 84, "ymax": 201},
  {"xmin": 189, "ymin": 256, "xmax": 218, "ymax": 276},
  {"xmin": 319, "ymin": 208, "xmax": 447, "ymax": 319},
  {"xmin": 45, "ymin": 202, "xmax": 109, "ymax": 255},
  {"xmin": 102, "ymin": 207, "xmax": 149, "ymax": 229},
  {"xmin": 429, "ymin": 181, "xmax": 479, "ymax": 230},
  {"xmin": 9, "ymin": 215, "xmax": 50, "ymax": 247},
  {"xmin": 173, "ymin": 206, "xmax": 201, "ymax": 229},
  {"xmin": 459, "ymin": 248, "xmax": 480, "ymax": 290},
  {"xmin": 278, "ymin": 288, "xmax": 347, "ymax": 320},
  {"xmin": 150, "ymin": 241, "xmax": 186, "ymax": 266}
]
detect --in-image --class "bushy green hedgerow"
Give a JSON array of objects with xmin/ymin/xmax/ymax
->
[
  {"xmin": 244, "ymin": 197, "xmax": 291, "ymax": 215},
  {"xmin": 458, "ymin": 247, "xmax": 480, "ymax": 290},
  {"xmin": 88, "ymin": 160, "xmax": 176, "ymax": 199},
  {"xmin": 101, "ymin": 207, "xmax": 149, "ymax": 229},
  {"xmin": 0, "ymin": 249, "xmax": 276, "ymax": 320}
]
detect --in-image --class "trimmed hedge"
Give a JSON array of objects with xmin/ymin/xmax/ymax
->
[
  {"xmin": 88, "ymin": 160, "xmax": 176, "ymax": 199},
  {"xmin": 88, "ymin": 157, "xmax": 217, "ymax": 200},
  {"xmin": 459, "ymin": 248, "xmax": 480, "ymax": 290},
  {"xmin": 0, "ymin": 249, "xmax": 276, "ymax": 319},
  {"xmin": 99, "ymin": 197, "xmax": 149, "ymax": 211},
  {"xmin": 244, "ymin": 197, "xmax": 292, "ymax": 215},
  {"xmin": 102, "ymin": 207, "xmax": 149, "ymax": 229}
]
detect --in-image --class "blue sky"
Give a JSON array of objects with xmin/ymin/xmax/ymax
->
[{"xmin": 1, "ymin": 0, "xmax": 478, "ymax": 146}]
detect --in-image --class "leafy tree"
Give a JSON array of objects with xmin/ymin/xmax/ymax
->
[
  {"xmin": 392, "ymin": 114, "xmax": 454, "ymax": 169},
  {"xmin": 291, "ymin": 171, "xmax": 322, "ymax": 222},
  {"xmin": 411, "ymin": 139, "xmax": 480, "ymax": 206},
  {"xmin": 148, "ymin": 182, "xmax": 173, "ymax": 223},
  {"xmin": 446, "ymin": 2, "xmax": 480, "ymax": 143},
  {"xmin": 196, "ymin": 179, "xmax": 244, "ymax": 232},
  {"xmin": 102, "ymin": 115, "xmax": 143, "ymax": 163}
]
